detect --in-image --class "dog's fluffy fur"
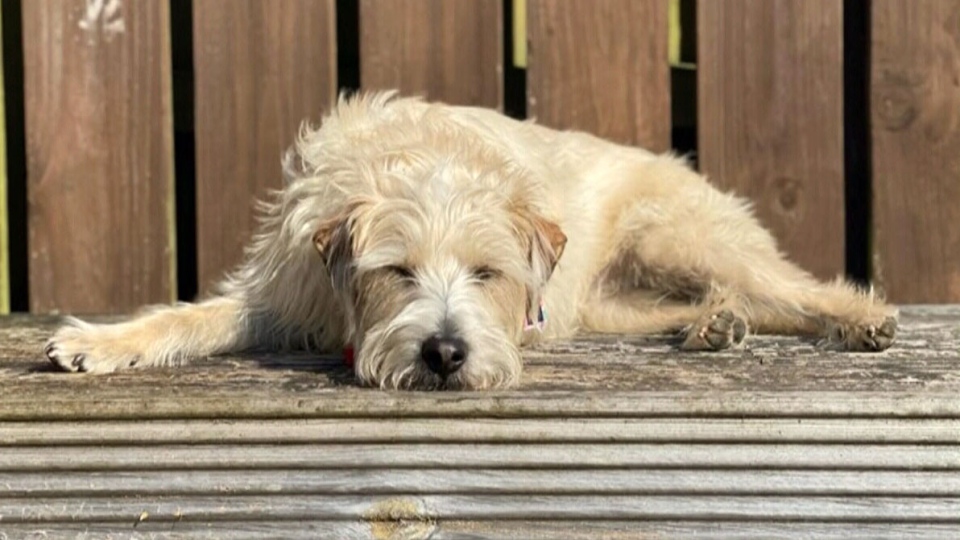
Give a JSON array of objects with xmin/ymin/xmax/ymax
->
[{"xmin": 45, "ymin": 92, "xmax": 897, "ymax": 390}]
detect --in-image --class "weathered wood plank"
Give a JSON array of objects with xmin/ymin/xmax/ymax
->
[
  {"xmin": 3, "ymin": 522, "xmax": 957, "ymax": 540},
  {"xmin": 2, "ymin": 495, "xmax": 958, "ymax": 522},
  {"xmin": 0, "ymin": 524, "xmax": 375, "ymax": 540},
  {"xmin": 6, "ymin": 392, "xmax": 960, "ymax": 420},
  {"xmin": 193, "ymin": 0, "xmax": 337, "ymax": 291},
  {"xmin": 4, "ymin": 469, "xmax": 959, "ymax": 497},
  {"xmin": 23, "ymin": 0, "xmax": 176, "ymax": 313},
  {"xmin": 3, "ymin": 418, "xmax": 957, "ymax": 444},
  {"xmin": 3, "ymin": 306, "xmax": 960, "ymax": 419},
  {"xmin": 697, "ymin": 0, "xmax": 845, "ymax": 280},
  {"xmin": 3, "ymin": 392, "xmax": 960, "ymax": 421},
  {"xmin": 871, "ymin": 1, "xmax": 960, "ymax": 302},
  {"xmin": 438, "ymin": 522, "xmax": 960, "ymax": 540},
  {"xmin": 2, "ymin": 443, "xmax": 956, "ymax": 470},
  {"xmin": 359, "ymin": 0, "xmax": 502, "ymax": 107},
  {"xmin": 527, "ymin": 0, "xmax": 671, "ymax": 149}
]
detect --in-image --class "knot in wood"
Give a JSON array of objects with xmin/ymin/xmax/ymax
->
[{"xmin": 875, "ymin": 78, "xmax": 919, "ymax": 131}]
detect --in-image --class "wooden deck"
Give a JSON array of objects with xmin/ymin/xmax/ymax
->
[{"xmin": 1, "ymin": 306, "xmax": 959, "ymax": 538}]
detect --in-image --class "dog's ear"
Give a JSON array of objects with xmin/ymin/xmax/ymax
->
[
  {"xmin": 313, "ymin": 211, "xmax": 358, "ymax": 294},
  {"xmin": 313, "ymin": 200, "xmax": 368, "ymax": 265},
  {"xmin": 313, "ymin": 215, "xmax": 351, "ymax": 265},
  {"xmin": 313, "ymin": 203, "xmax": 367, "ymax": 289},
  {"xmin": 517, "ymin": 210, "xmax": 567, "ymax": 281},
  {"xmin": 530, "ymin": 214, "xmax": 567, "ymax": 275}
]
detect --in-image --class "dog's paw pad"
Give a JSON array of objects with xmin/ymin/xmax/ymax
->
[
  {"xmin": 683, "ymin": 309, "xmax": 748, "ymax": 351},
  {"xmin": 835, "ymin": 316, "xmax": 897, "ymax": 352}
]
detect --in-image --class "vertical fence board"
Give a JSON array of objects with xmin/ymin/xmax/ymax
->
[
  {"xmin": 697, "ymin": 0, "xmax": 845, "ymax": 280},
  {"xmin": 23, "ymin": 0, "xmax": 175, "ymax": 314},
  {"xmin": 360, "ymin": 0, "xmax": 502, "ymax": 108},
  {"xmin": 871, "ymin": 1, "xmax": 960, "ymax": 303},
  {"xmin": 527, "ymin": 0, "xmax": 670, "ymax": 150},
  {"xmin": 193, "ymin": 0, "xmax": 337, "ymax": 292}
]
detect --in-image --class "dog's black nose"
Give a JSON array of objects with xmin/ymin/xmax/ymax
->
[{"xmin": 421, "ymin": 336, "xmax": 468, "ymax": 377}]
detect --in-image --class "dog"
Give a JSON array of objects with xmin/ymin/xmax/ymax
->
[{"xmin": 43, "ymin": 91, "xmax": 898, "ymax": 390}]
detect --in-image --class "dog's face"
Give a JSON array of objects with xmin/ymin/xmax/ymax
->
[{"xmin": 313, "ymin": 163, "xmax": 565, "ymax": 390}]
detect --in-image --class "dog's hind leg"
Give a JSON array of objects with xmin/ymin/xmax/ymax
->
[
  {"xmin": 610, "ymin": 156, "xmax": 897, "ymax": 351},
  {"xmin": 580, "ymin": 289, "xmax": 704, "ymax": 335},
  {"xmin": 581, "ymin": 285, "xmax": 750, "ymax": 351},
  {"xmin": 44, "ymin": 296, "xmax": 256, "ymax": 373}
]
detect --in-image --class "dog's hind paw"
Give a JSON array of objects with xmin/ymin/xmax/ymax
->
[
  {"xmin": 44, "ymin": 323, "xmax": 143, "ymax": 374},
  {"xmin": 829, "ymin": 316, "xmax": 897, "ymax": 352},
  {"xmin": 682, "ymin": 309, "xmax": 748, "ymax": 351}
]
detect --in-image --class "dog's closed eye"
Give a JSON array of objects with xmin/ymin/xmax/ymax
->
[
  {"xmin": 384, "ymin": 265, "xmax": 416, "ymax": 281},
  {"xmin": 473, "ymin": 266, "xmax": 501, "ymax": 282}
]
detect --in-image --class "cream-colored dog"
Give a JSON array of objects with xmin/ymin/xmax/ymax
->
[{"xmin": 44, "ymin": 92, "xmax": 897, "ymax": 390}]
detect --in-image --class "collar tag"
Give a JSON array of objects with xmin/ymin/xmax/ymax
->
[{"xmin": 524, "ymin": 301, "xmax": 547, "ymax": 332}]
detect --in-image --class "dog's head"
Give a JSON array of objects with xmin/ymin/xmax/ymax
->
[{"xmin": 312, "ymin": 161, "xmax": 566, "ymax": 390}]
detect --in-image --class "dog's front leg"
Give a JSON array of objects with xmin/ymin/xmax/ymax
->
[{"xmin": 44, "ymin": 296, "xmax": 252, "ymax": 373}]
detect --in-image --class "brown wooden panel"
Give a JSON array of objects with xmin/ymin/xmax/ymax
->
[
  {"xmin": 697, "ymin": 0, "xmax": 845, "ymax": 280},
  {"xmin": 871, "ymin": 1, "xmax": 960, "ymax": 302},
  {"xmin": 360, "ymin": 0, "xmax": 502, "ymax": 108},
  {"xmin": 193, "ymin": 0, "xmax": 337, "ymax": 291},
  {"xmin": 527, "ymin": 0, "xmax": 670, "ymax": 150},
  {"xmin": 23, "ymin": 1, "xmax": 175, "ymax": 314}
]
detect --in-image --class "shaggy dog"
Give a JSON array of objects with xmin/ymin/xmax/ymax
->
[{"xmin": 44, "ymin": 92, "xmax": 897, "ymax": 390}]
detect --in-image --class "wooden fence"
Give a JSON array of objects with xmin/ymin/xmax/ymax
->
[{"xmin": 1, "ymin": 0, "xmax": 958, "ymax": 314}]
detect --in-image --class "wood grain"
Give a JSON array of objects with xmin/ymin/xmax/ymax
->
[
  {"xmin": 3, "ymin": 418, "xmax": 956, "ymax": 444},
  {"xmin": 4, "ymin": 443, "xmax": 954, "ymax": 470},
  {"xmin": 527, "ymin": 0, "xmax": 671, "ymax": 150},
  {"xmin": 23, "ymin": 0, "xmax": 176, "ymax": 314},
  {"xmin": 1, "ymin": 495, "xmax": 957, "ymax": 522},
  {"xmin": 871, "ymin": 1, "xmax": 960, "ymax": 302},
  {"xmin": 193, "ymin": 0, "xmax": 337, "ymax": 292},
  {"xmin": 359, "ymin": 0, "xmax": 502, "ymax": 108},
  {"xmin": 2, "ymin": 522, "xmax": 957, "ymax": 540},
  {"xmin": 697, "ymin": 0, "xmax": 845, "ymax": 280},
  {"xmin": 5, "ymin": 469, "xmax": 958, "ymax": 497},
  {"xmin": 440, "ymin": 522, "xmax": 960, "ymax": 540},
  {"xmin": 2, "ymin": 391, "xmax": 960, "ymax": 421}
]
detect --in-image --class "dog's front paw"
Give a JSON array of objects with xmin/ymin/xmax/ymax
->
[
  {"xmin": 44, "ymin": 322, "xmax": 142, "ymax": 374},
  {"xmin": 682, "ymin": 309, "xmax": 748, "ymax": 351},
  {"xmin": 830, "ymin": 316, "xmax": 897, "ymax": 352}
]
